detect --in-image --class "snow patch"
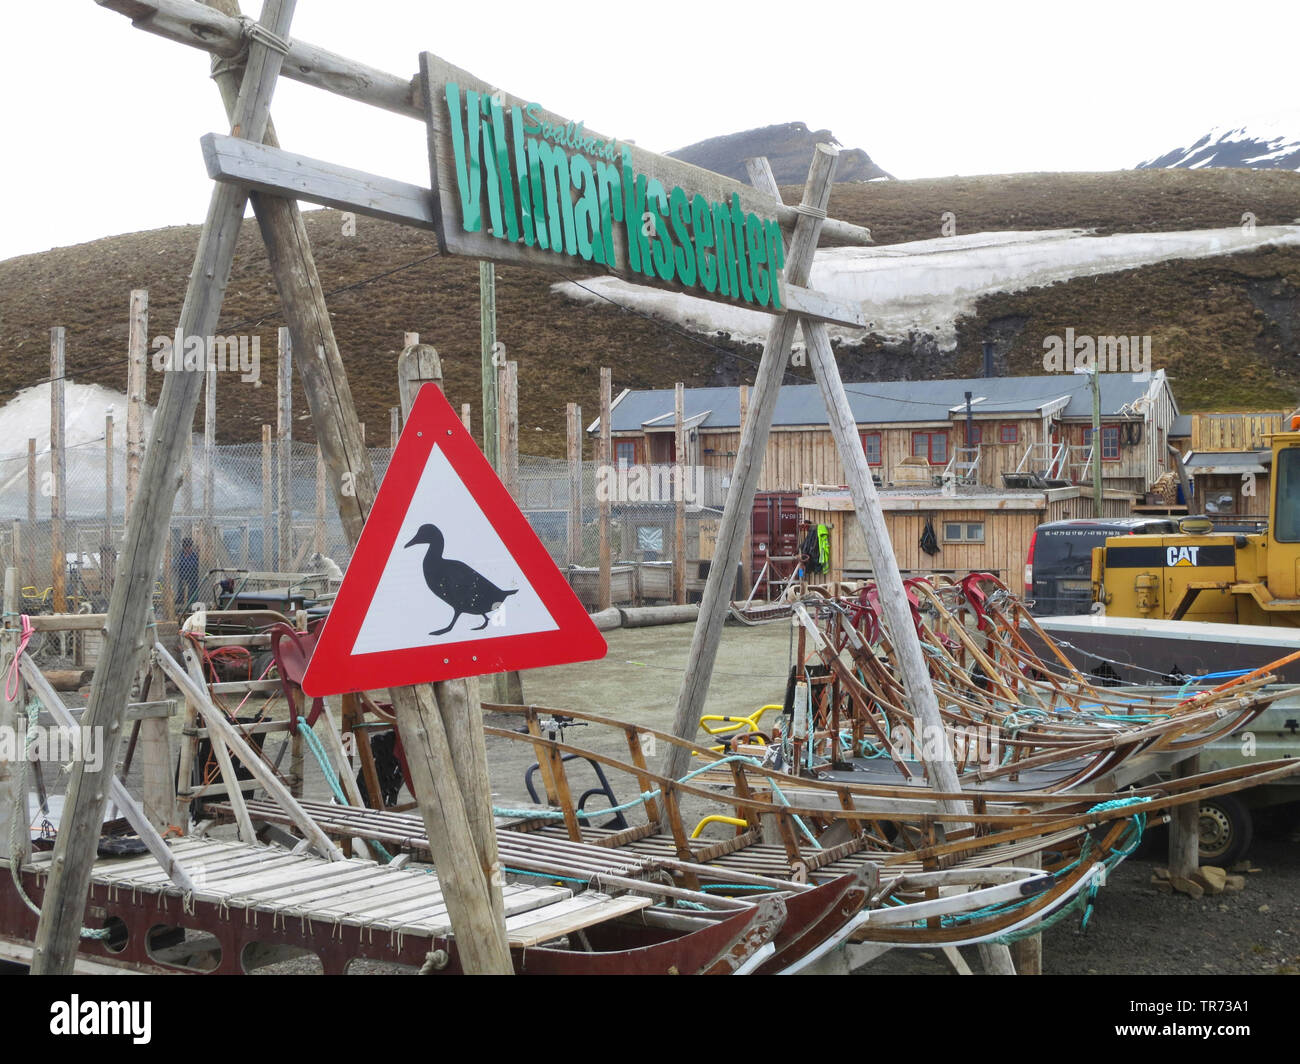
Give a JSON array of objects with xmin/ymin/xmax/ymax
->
[{"xmin": 553, "ymin": 225, "xmax": 1300, "ymax": 351}]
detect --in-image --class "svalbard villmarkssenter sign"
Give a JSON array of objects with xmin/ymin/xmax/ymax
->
[
  {"xmin": 202, "ymin": 52, "xmax": 868, "ymax": 326},
  {"xmin": 424, "ymin": 53, "xmax": 788, "ymax": 310}
]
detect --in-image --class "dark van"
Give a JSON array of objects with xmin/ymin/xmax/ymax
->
[{"xmin": 1026, "ymin": 517, "xmax": 1180, "ymax": 615}]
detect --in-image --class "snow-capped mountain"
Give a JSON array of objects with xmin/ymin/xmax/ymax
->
[{"xmin": 1137, "ymin": 115, "xmax": 1300, "ymax": 171}]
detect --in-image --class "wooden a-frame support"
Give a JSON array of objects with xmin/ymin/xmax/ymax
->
[
  {"xmin": 659, "ymin": 148, "xmax": 1019, "ymax": 975},
  {"xmin": 38, "ymin": 0, "xmax": 511, "ymax": 975},
  {"xmin": 73, "ymin": 0, "xmax": 1019, "ymax": 975}
]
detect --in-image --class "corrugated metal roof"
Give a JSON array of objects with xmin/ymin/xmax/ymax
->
[{"xmin": 603, "ymin": 374, "xmax": 1160, "ymax": 432}]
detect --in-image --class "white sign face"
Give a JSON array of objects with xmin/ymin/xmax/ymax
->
[{"xmin": 350, "ymin": 444, "xmax": 559, "ymax": 655}]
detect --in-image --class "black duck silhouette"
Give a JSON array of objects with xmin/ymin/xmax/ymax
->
[{"xmin": 405, "ymin": 523, "xmax": 518, "ymax": 636}]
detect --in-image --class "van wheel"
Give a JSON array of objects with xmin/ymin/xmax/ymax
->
[{"xmin": 1198, "ymin": 796, "xmax": 1253, "ymax": 867}]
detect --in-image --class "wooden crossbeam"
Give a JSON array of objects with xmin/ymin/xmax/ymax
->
[{"xmin": 201, "ymin": 134, "xmax": 437, "ymax": 229}]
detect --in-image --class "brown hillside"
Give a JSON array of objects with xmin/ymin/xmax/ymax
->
[{"xmin": 1, "ymin": 168, "xmax": 1298, "ymax": 457}]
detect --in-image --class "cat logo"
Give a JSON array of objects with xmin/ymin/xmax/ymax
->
[{"xmin": 1167, "ymin": 546, "xmax": 1201, "ymax": 567}]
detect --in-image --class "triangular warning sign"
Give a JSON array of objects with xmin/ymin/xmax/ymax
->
[{"xmin": 301, "ymin": 385, "xmax": 606, "ymax": 696}]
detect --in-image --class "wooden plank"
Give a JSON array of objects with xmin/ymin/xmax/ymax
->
[
  {"xmin": 504, "ymin": 892, "xmax": 651, "ymax": 947},
  {"xmin": 779, "ymin": 281, "xmax": 868, "ymax": 328},
  {"xmin": 202, "ymin": 133, "xmax": 437, "ymax": 228},
  {"xmin": 97, "ymin": 0, "xmax": 422, "ymax": 119}
]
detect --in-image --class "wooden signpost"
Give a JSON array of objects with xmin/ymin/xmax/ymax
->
[{"xmin": 65, "ymin": 0, "xmax": 1017, "ymax": 975}]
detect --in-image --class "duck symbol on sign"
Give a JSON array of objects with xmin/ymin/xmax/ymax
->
[{"xmin": 405, "ymin": 523, "xmax": 518, "ymax": 636}]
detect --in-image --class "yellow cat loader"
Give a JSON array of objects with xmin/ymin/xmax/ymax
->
[{"xmin": 1092, "ymin": 426, "xmax": 1300, "ymax": 626}]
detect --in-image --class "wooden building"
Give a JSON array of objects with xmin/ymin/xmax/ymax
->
[
  {"xmin": 798, "ymin": 485, "xmax": 1134, "ymax": 587},
  {"xmin": 1178, "ymin": 411, "xmax": 1286, "ymax": 522},
  {"xmin": 597, "ymin": 371, "xmax": 1180, "ymax": 497}
]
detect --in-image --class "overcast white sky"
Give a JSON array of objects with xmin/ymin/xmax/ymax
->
[{"xmin": 2, "ymin": 0, "xmax": 1296, "ymax": 263}]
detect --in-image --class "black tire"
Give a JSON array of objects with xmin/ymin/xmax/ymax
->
[{"xmin": 1198, "ymin": 795, "xmax": 1253, "ymax": 867}]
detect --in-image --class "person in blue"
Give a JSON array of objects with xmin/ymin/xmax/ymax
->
[{"xmin": 175, "ymin": 537, "xmax": 201, "ymax": 613}]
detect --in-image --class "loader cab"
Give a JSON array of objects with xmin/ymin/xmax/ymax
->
[
  {"xmin": 1266, "ymin": 429, "xmax": 1300, "ymax": 599},
  {"xmin": 1027, "ymin": 517, "xmax": 1179, "ymax": 616}
]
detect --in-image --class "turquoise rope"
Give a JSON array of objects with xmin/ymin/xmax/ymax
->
[
  {"xmin": 295, "ymin": 716, "xmax": 394, "ymax": 864},
  {"xmin": 894, "ymin": 797, "xmax": 1150, "ymax": 938}
]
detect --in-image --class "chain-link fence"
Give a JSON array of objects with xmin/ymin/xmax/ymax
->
[{"xmin": 1, "ymin": 437, "xmax": 734, "ymax": 624}]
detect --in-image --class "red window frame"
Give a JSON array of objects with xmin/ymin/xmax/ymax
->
[
  {"xmin": 911, "ymin": 431, "xmax": 948, "ymax": 465},
  {"xmin": 999, "ymin": 423, "xmax": 1019, "ymax": 445},
  {"xmin": 1084, "ymin": 425, "xmax": 1121, "ymax": 462},
  {"xmin": 861, "ymin": 431, "xmax": 882, "ymax": 466},
  {"xmin": 614, "ymin": 440, "xmax": 637, "ymax": 468}
]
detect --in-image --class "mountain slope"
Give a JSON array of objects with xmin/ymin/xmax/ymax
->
[
  {"xmin": 1, "ymin": 168, "xmax": 1298, "ymax": 457},
  {"xmin": 668, "ymin": 122, "xmax": 892, "ymax": 183}
]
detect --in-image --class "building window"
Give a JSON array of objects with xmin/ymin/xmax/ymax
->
[
  {"xmin": 861, "ymin": 432, "xmax": 882, "ymax": 466},
  {"xmin": 615, "ymin": 440, "xmax": 636, "ymax": 469},
  {"xmin": 1083, "ymin": 425, "xmax": 1121, "ymax": 462},
  {"xmin": 999, "ymin": 423, "xmax": 1019, "ymax": 445},
  {"xmin": 912, "ymin": 431, "xmax": 948, "ymax": 465},
  {"xmin": 958, "ymin": 423, "xmax": 982, "ymax": 446},
  {"xmin": 943, "ymin": 521, "xmax": 985, "ymax": 543}
]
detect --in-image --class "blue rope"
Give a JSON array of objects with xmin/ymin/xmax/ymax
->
[{"xmin": 295, "ymin": 716, "xmax": 394, "ymax": 864}]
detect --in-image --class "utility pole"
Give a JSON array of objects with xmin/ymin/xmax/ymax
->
[{"xmin": 1091, "ymin": 361, "xmax": 1103, "ymax": 517}]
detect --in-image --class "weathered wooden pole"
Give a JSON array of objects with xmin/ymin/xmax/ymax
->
[
  {"xmin": 397, "ymin": 341, "xmax": 512, "ymax": 969},
  {"xmin": 261, "ymin": 424, "xmax": 273, "ymax": 568},
  {"xmin": 30, "ymin": 0, "xmax": 299, "ymax": 975},
  {"xmin": 389, "ymin": 407, "xmax": 400, "ymax": 451},
  {"xmin": 277, "ymin": 326, "xmax": 293, "ymax": 568},
  {"xmin": 661, "ymin": 150, "xmax": 835, "ymax": 786},
  {"xmin": 598, "ymin": 367, "xmax": 612, "ymax": 611},
  {"xmin": 566, "ymin": 402, "xmax": 582, "ymax": 568},
  {"xmin": 203, "ymin": 363, "xmax": 216, "ymax": 568},
  {"xmin": 125, "ymin": 289, "xmax": 148, "ymax": 515},
  {"xmin": 314, "ymin": 445, "xmax": 326, "ymax": 554},
  {"xmin": 674, "ymin": 383, "xmax": 686, "ymax": 604},
  {"xmin": 50, "ymin": 328, "xmax": 67, "ymax": 613},
  {"xmin": 1, "ymin": 570, "xmax": 31, "ymax": 870},
  {"xmin": 202, "ymin": 0, "xmax": 511, "ymax": 971},
  {"xmin": 460, "ymin": 402, "xmax": 472, "ymax": 433},
  {"xmin": 26, "ymin": 439, "xmax": 37, "ymax": 590},
  {"xmin": 480, "ymin": 261, "xmax": 499, "ymax": 469},
  {"xmin": 105, "ymin": 413, "xmax": 115, "ymax": 545},
  {"xmin": 738, "ymin": 384, "xmax": 752, "ymax": 595}
]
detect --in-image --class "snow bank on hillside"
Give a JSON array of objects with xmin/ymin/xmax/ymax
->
[{"xmin": 554, "ymin": 225, "xmax": 1300, "ymax": 349}]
